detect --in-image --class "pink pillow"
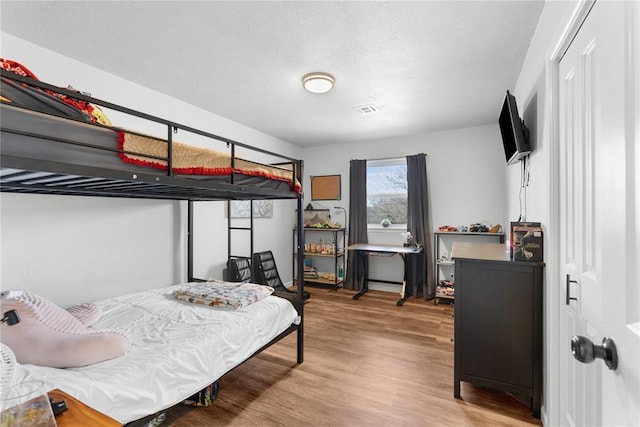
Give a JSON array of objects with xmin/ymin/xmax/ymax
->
[{"xmin": 0, "ymin": 291, "xmax": 129, "ymax": 368}]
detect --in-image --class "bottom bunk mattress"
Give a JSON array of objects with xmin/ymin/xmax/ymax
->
[{"xmin": 8, "ymin": 283, "xmax": 300, "ymax": 424}]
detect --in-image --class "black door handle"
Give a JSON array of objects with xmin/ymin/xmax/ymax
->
[{"xmin": 571, "ymin": 335, "xmax": 618, "ymax": 370}]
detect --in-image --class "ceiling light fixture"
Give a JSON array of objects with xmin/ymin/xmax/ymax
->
[{"xmin": 302, "ymin": 72, "xmax": 335, "ymax": 94}]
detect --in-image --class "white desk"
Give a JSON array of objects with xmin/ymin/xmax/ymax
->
[{"xmin": 346, "ymin": 243, "xmax": 423, "ymax": 306}]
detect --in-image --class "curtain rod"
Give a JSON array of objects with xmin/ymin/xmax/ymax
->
[{"xmin": 351, "ymin": 153, "xmax": 427, "ymax": 162}]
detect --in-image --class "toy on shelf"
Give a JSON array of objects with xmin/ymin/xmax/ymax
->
[{"xmin": 437, "ymin": 222, "xmax": 503, "ymax": 233}]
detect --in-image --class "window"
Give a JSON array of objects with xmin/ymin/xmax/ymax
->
[{"xmin": 367, "ymin": 158, "xmax": 407, "ymax": 227}]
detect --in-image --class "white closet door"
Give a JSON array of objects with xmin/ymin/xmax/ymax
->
[{"xmin": 558, "ymin": 1, "xmax": 639, "ymax": 425}]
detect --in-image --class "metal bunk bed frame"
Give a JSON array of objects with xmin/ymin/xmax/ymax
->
[{"xmin": 0, "ymin": 69, "xmax": 306, "ymax": 378}]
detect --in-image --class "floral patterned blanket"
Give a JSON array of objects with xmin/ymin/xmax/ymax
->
[{"xmin": 172, "ymin": 281, "xmax": 274, "ymax": 310}]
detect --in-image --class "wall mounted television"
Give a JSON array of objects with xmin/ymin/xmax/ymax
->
[{"xmin": 499, "ymin": 90, "xmax": 531, "ymax": 165}]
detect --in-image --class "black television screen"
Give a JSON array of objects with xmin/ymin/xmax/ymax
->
[{"xmin": 499, "ymin": 90, "xmax": 531, "ymax": 165}]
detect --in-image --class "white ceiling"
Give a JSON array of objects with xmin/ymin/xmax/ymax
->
[{"xmin": 0, "ymin": 1, "xmax": 544, "ymax": 148}]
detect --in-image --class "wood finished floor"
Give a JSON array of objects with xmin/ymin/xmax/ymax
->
[{"xmin": 164, "ymin": 288, "xmax": 542, "ymax": 426}]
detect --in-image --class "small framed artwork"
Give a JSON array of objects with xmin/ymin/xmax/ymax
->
[
  {"xmin": 227, "ymin": 200, "xmax": 273, "ymax": 218},
  {"xmin": 311, "ymin": 175, "xmax": 341, "ymax": 200}
]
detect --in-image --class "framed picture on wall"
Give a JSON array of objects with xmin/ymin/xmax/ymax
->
[
  {"xmin": 226, "ymin": 200, "xmax": 273, "ymax": 218},
  {"xmin": 311, "ymin": 175, "xmax": 341, "ymax": 200}
]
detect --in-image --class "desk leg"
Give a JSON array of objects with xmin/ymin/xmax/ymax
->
[
  {"xmin": 353, "ymin": 288, "xmax": 368, "ymax": 300},
  {"xmin": 396, "ymin": 293, "xmax": 408, "ymax": 306},
  {"xmin": 396, "ymin": 254, "xmax": 409, "ymax": 306},
  {"xmin": 352, "ymin": 252, "xmax": 369, "ymax": 300}
]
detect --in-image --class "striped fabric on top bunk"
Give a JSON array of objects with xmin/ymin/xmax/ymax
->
[{"xmin": 117, "ymin": 131, "xmax": 301, "ymax": 193}]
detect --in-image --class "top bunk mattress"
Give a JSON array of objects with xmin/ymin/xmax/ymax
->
[{"xmin": 9, "ymin": 284, "xmax": 300, "ymax": 424}]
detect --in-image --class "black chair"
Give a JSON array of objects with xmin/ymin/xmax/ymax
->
[
  {"xmin": 253, "ymin": 250, "xmax": 310, "ymax": 300},
  {"xmin": 227, "ymin": 257, "xmax": 253, "ymax": 283}
]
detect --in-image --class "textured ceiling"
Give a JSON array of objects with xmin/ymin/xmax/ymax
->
[{"xmin": 0, "ymin": 1, "xmax": 544, "ymax": 147}]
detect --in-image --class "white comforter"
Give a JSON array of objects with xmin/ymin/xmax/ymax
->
[{"xmin": 11, "ymin": 284, "xmax": 300, "ymax": 423}]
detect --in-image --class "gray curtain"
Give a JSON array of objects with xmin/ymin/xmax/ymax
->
[
  {"xmin": 344, "ymin": 159, "xmax": 368, "ymax": 291},
  {"xmin": 406, "ymin": 153, "xmax": 434, "ymax": 299}
]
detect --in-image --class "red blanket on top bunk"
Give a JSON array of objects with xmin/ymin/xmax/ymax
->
[{"xmin": 1, "ymin": 58, "xmax": 111, "ymax": 125}]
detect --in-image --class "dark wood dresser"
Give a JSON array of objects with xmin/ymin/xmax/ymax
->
[{"xmin": 452, "ymin": 242, "xmax": 543, "ymax": 418}]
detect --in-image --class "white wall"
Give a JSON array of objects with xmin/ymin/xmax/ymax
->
[
  {"xmin": 508, "ymin": 1, "xmax": 580, "ymax": 226},
  {"xmin": 302, "ymin": 124, "xmax": 506, "ymax": 290},
  {"xmin": 0, "ymin": 33, "xmax": 301, "ymax": 307},
  {"xmin": 507, "ymin": 1, "xmax": 585, "ymax": 425},
  {"xmin": 1, "ymin": 193, "xmax": 184, "ymax": 305}
]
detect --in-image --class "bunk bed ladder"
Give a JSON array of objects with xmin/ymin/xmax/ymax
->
[
  {"xmin": 227, "ymin": 200, "xmax": 255, "ymax": 275},
  {"xmin": 225, "ymin": 142, "xmax": 254, "ymax": 270}
]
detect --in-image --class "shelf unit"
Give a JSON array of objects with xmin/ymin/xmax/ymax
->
[
  {"xmin": 293, "ymin": 228, "xmax": 346, "ymax": 290},
  {"xmin": 434, "ymin": 231, "xmax": 505, "ymax": 304}
]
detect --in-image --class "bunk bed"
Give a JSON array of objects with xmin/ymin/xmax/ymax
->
[{"xmin": 0, "ymin": 68, "xmax": 306, "ymax": 425}]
